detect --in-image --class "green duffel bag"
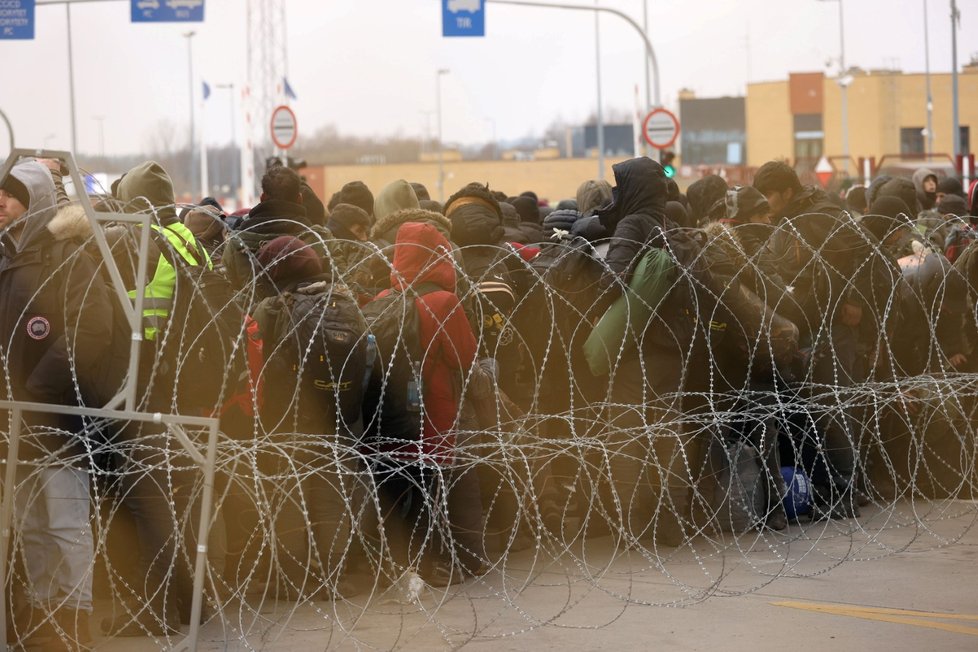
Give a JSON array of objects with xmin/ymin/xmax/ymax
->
[{"xmin": 584, "ymin": 247, "xmax": 675, "ymax": 376}]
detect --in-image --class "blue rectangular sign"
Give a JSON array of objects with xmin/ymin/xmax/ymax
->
[
  {"xmin": 442, "ymin": 0, "xmax": 484, "ymax": 37},
  {"xmin": 0, "ymin": 0, "xmax": 35, "ymax": 40},
  {"xmin": 131, "ymin": 0, "xmax": 205, "ymax": 23}
]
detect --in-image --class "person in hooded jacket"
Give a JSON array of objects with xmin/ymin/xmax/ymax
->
[
  {"xmin": 104, "ymin": 161, "xmax": 210, "ymax": 635},
  {"xmin": 913, "ymin": 167, "xmax": 940, "ymax": 212},
  {"xmin": 0, "ymin": 159, "xmax": 113, "ymax": 647},
  {"xmin": 374, "ymin": 179, "xmax": 420, "ymax": 223},
  {"xmin": 593, "ymin": 156, "xmax": 712, "ymax": 547},
  {"xmin": 686, "ymin": 174, "xmax": 728, "ymax": 226},
  {"xmin": 363, "ymin": 221, "xmax": 482, "ymax": 585},
  {"xmin": 576, "ymin": 179, "xmax": 613, "ymax": 217}
]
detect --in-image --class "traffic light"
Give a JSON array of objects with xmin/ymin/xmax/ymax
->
[{"xmin": 661, "ymin": 151, "xmax": 676, "ymax": 178}]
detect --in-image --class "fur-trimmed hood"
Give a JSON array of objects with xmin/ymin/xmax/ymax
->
[
  {"xmin": 46, "ymin": 204, "xmax": 95, "ymax": 242},
  {"xmin": 370, "ymin": 207, "xmax": 452, "ymax": 244}
]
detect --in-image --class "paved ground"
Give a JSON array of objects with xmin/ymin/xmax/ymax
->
[{"xmin": 92, "ymin": 499, "xmax": 978, "ymax": 651}]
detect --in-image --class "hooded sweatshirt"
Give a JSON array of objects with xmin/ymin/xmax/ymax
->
[
  {"xmin": 374, "ymin": 222, "xmax": 477, "ymax": 465},
  {"xmin": 575, "ymin": 179, "xmax": 613, "ymax": 217},
  {"xmin": 597, "ymin": 157, "xmax": 671, "ymax": 279},
  {"xmin": 912, "ymin": 167, "xmax": 939, "ymax": 212},
  {"xmin": 114, "ymin": 160, "xmax": 180, "ymax": 225},
  {"xmin": 374, "ymin": 179, "xmax": 420, "ymax": 223}
]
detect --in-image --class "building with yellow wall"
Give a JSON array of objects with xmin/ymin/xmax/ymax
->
[
  {"xmin": 301, "ymin": 157, "xmax": 627, "ymax": 207},
  {"xmin": 746, "ymin": 66, "xmax": 978, "ymax": 170}
]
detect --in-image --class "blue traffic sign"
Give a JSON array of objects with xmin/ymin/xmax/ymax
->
[
  {"xmin": 131, "ymin": 0, "xmax": 204, "ymax": 23},
  {"xmin": 442, "ymin": 0, "xmax": 484, "ymax": 37},
  {"xmin": 0, "ymin": 0, "xmax": 34, "ymax": 40}
]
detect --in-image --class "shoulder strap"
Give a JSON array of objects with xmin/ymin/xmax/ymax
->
[{"xmin": 151, "ymin": 224, "xmax": 207, "ymax": 269}]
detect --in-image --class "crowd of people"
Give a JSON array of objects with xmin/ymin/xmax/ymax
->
[{"xmin": 1, "ymin": 152, "xmax": 976, "ymax": 648}]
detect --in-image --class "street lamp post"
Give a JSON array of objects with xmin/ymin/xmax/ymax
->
[
  {"xmin": 924, "ymin": 0, "xmax": 934, "ymax": 156},
  {"xmin": 184, "ymin": 31, "xmax": 197, "ymax": 199},
  {"xmin": 950, "ymin": 0, "xmax": 960, "ymax": 159},
  {"xmin": 216, "ymin": 83, "xmax": 240, "ymax": 208},
  {"xmin": 436, "ymin": 68, "xmax": 449, "ymax": 203},
  {"xmin": 819, "ymin": 0, "xmax": 849, "ymax": 172}
]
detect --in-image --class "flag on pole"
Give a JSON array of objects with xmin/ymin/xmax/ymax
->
[
  {"xmin": 202, "ymin": 81, "xmax": 211, "ymax": 101},
  {"xmin": 283, "ymin": 77, "xmax": 297, "ymax": 101}
]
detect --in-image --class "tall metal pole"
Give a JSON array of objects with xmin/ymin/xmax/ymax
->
[
  {"xmin": 594, "ymin": 0, "xmax": 605, "ymax": 179},
  {"xmin": 217, "ymin": 84, "xmax": 239, "ymax": 207},
  {"xmin": 436, "ymin": 69, "xmax": 449, "ymax": 203},
  {"xmin": 818, "ymin": 0, "xmax": 848, "ymax": 171},
  {"xmin": 923, "ymin": 0, "xmax": 934, "ymax": 156},
  {"xmin": 642, "ymin": 0, "xmax": 651, "ymax": 158},
  {"xmin": 184, "ymin": 31, "xmax": 197, "ymax": 199},
  {"xmin": 950, "ymin": 0, "xmax": 960, "ymax": 159},
  {"xmin": 838, "ymin": 0, "xmax": 849, "ymax": 172},
  {"xmin": 66, "ymin": 4, "xmax": 78, "ymax": 155}
]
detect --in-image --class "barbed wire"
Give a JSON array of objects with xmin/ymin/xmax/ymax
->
[{"xmin": 1, "ymin": 201, "xmax": 976, "ymax": 649}]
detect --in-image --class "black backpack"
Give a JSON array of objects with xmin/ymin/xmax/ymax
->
[
  {"xmin": 155, "ymin": 228, "xmax": 248, "ymax": 414},
  {"xmin": 360, "ymin": 284, "xmax": 439, "ymax": 446},
  {"xmin": 258, "ymin": 281, "xmax": 368, "ymax": 434}
]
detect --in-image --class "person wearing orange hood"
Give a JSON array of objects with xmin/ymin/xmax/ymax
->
[{"xmin": 364, "ymin": 219, "xmax": 482, "ymax": 586}]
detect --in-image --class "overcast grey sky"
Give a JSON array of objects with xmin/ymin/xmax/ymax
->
[{"xmin": 1, "ymin": 0, "xmax": 974, "ymax": 157}]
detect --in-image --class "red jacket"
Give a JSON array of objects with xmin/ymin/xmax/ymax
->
[{"xmin": 381, "ymin": 222, "xmax": 477, "ymax": 465}]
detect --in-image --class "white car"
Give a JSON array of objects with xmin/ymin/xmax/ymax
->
[
  {"xmin": 136, "ymin": 0, "xmax": 160, "ymax": 10},
  {"xmin": 447, "ymin": 0, "xmax": 481, "ymax": 13}
]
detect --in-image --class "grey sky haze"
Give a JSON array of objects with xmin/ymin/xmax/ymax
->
[{"xmin": 1, "ymin": 0, "xmax": 974, "ymax": 158}]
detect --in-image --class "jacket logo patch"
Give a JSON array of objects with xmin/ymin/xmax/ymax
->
[{"xmin": 27, "ymin": 316, "xmax": 51, "ymax": 341}]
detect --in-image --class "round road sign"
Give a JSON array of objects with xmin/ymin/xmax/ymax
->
[
  {"xmin": 270, "ymin": 105, "xmax": 298, "ymax": 150},
  {"xmin": 642, "ymin": 108, "xmax": 680, "ymax": 150}
]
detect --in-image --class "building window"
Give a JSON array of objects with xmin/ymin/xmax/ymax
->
[
  {"xmin": 900, "ymin": 127, "xmax": 925, "ymax": 155},
  {"xmin": 961, "ymin": 126, "xmax": 971, "ymax": 155}
]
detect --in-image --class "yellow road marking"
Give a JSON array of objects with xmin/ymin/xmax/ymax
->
[{"xmin": 771, "ymin": 601, "xmax": 978, "ymax": 637}]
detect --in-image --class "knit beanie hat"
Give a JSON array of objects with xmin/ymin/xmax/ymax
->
[
  {"xmin": 419, "ymin": 199, "xmax": 444, "ymax": 214},
  {"xmin": 510, "ymin": 195, "xmax": 540, "ymax": 225},
  {"xmin": 846, "ymin": 185, "xmax": 867, "ymax": 213},
  {"xmin": 861, "ymin": 196, "xmax": 914, "ymax": 242},
  {"xmin": 184, "ymin": 206, "xmax": 227, "ymax": 242},
  {"xmin": 937, "ymin": 176, "xmax": 965, "ymax": 199},
  {"xmin": 329, "ymin": 181, "xmax": 374, "ymax": 217},
  {"xmin": 410, "ymin": 182, "xmax": 431, "ymax": 202},
  {"xmin": 256, "ymin": 235, "xmax": 322, "ymax": 286},
  {"xmin": 937, "ymin": 194, "xmax": 968, "ymax": 216},
  {"xmin": 326, "ymin": 203, "xmax": 371, "ymax": 241},
  {"xmin": 1, "ymin": 174, "xmax": 30, "ymax": 209}
]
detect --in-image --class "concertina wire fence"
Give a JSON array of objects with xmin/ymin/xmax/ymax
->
[{"xmin": 2, "ymin": 191, "xmax": 977, "ymax": 650}]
